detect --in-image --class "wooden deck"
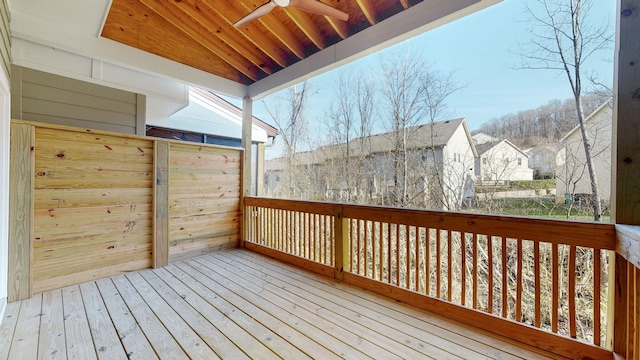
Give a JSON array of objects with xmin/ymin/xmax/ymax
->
[{"xmin": 0, "ymin": 249, "xmax": 563, "ymax": 359}]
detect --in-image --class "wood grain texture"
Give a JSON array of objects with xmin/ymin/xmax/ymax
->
[
  {"xmin": 32, "ymin": 125, "xmax": 154, "ymax": 293},
  {"xmin": 0, "ymin": 249, "xmax": 586, "ymax": 360},
  {"xmin": 169, "ymin": 143, "xmax": 242, "ymax": 258},
  {"xmin": 244, "ymin": 197, "xmax": 615, "ymax": 353},
  {"xmin": 8, "ymin": 123, "xmax": 34, "ymax": 301},
  {"xmin": 613, "ymin": 0, "xmax": 640, "ymax": 225},
  {"xmin": 154, "ymin": 140, "xmax": 169, "ymax": 268}
]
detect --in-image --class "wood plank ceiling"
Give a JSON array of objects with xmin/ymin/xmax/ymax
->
[{"xmin": 101, "ymin": 0, "xmax": 417, "ymax": 85}]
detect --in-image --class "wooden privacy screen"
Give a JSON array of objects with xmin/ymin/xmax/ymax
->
[
  {"xmin": 8, "ymin": 120, "xmax": 242, "ymax": 299},
  {"xmin": 168, "ymin": 143, "xmax": 242, "ymax": 261}
]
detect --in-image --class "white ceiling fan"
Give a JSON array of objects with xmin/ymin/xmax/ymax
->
[{"xmin": 234, "ymin": 0, "xmax": 349, "ymax": 27}]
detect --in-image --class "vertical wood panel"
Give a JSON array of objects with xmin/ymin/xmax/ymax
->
[
  {"xmin": 8, "ymin": 123, "xmax": 34, "ymax": 301},
  {"xmin": 153, "ymin": 140, "xmax": 169, "ymax": 268}
]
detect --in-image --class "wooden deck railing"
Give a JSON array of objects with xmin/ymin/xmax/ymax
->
[
  {"xmin": 614, "ymin": 225, "xmax": 640, "ymax": 360},
  {"xmin": 244, "ymin": 197, "xmax": 616, "ymax": 359}
]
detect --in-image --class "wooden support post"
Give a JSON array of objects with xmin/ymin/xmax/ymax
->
[
  {"xmin": 333, "ymin": 206, "xmax": 349, "ymax": 280},
  {"xmin": 240, "ymin": 97, "xmax": 253, "ymax": 248},
  {"xmin": 611, "ymin": 0, "xmax": 640, "ymax": 354},
  {"xmin": 8, "ymin": 123, "xmax": 34, "ymax": 301},
  {"xmin": 256, "ymin": 142, "xmax": 265, "ymax": 196},
  {"xmin": 153, "ymin": 140, "xmax": 169, "ymax": 268}
]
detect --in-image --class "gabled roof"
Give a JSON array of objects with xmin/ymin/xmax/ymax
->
[
  {"xmin": 560, "ymin": 100, "xmax": 613, "ymax": 143},
  {"xmin": 267, "ymin": 118, "xmax": 477, "ymax": 170},
  {"xmin": 527, "ymin": 142, "xmax": 564, "ymax": 155},
  {"xmin": 475, "ymin": 139, "xmax": 529, "ymax": 158}
]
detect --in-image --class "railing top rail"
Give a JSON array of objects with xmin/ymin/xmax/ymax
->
[
  {"xmin": 615, "ymin": 224, "xmax": 640, "ymax": 268},
  {"xmin": 244, "ymin": 196, "xmax": 616, "ymax": 250}
]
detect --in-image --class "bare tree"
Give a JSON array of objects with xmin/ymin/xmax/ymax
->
[
  {"xmin": 378, "ymin": 47, "xmax": 461, "ymax": 209},
  {"xmin": 324, "ymin": 70, "xmax": 378, "ymax": 203},
  {"xmin": 519, "ymin": 0, "xmax": 613, "ymax": 221},
  {"xmin": 264, "ymin": 81, "xmax": 312, "ymax": 198}
]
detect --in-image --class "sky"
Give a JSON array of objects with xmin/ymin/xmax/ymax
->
[{"xmin": 238, "ymin": 0, "xmax": 616, "ymax": 157}]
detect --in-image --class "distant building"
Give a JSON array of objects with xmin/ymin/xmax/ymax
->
[
  {"xmin": 266, "ymin": 118, "xmax": 477, "ymax": 210},
  {"xmin": 472, "ymin": 135, "xmax": 533, "ymax": 184},
  {"xmin": 526, "ymin": 143, "xmax": 565, "ymax": 179},
  {"xmin": 556, "ymin": 100, "xmax": 612, "ymax": 202}
]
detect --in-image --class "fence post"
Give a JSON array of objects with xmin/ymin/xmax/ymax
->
[
  {"xmin": 333, "ymin": 206, "xmax": 349, "ymax": 280},
  {"xmin": 153, "ymin": 140, "xmax": 169, "ymax": 268}
]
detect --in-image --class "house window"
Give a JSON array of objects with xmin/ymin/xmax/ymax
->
[
  {"xmin": 482, "ymin": 157, "xmax": 487, "ymax": 165},
  {"xmin": 518, "ymin": 158, "xmax": 522, "ymax": 165}
]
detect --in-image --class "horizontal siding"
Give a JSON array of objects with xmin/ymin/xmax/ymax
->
[
  {"xmin": 0, "ymin": 0, "xmax": 10, "ymax": 79},
  {"xmin": 13, "ymin": 66, "xmax": 140, "ymax": 134}
]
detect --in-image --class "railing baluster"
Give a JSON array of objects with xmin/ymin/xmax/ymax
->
[
  {"xmin": 569, "ymin": 245, "xmax": 577, "ymax": 338},
  {"xmin": 594, "ymin": 248, "xmax": 601, "ymax": 346},
  {"xmin": 372, "ymin": 221, "xmax": 377, "ymax": 280},
  {"xmin": 365, "ymin": 220, "xmax": 370, "ymax": 277},
  {"xmin": 461, "ymin": 233, "xmax": 467, "ymax": 306},
  {"xmin": 387, "ymin": 223, "xmax": 391, "ymax": 283},
  {"xmin": 448, "ymin": 230, "xmax": 453, "ymax": 301},
  {"xmin": 535, "ymin": 240, "xmax": 541, "ymax": 328},
  {"xmin": 436, "ymin": 229, "xmax": 441, "ymax": 299},
  {"xmin": 552, "ymin": 243, "xmax": 559, "ymax": 333},
  {"xmin": 501, "ymin": 236, "xmax": 507, "ymax": 318},
  {"xmin": 634, "ymin": 266, "xmax": 640, "ymax": 358},
  {"xmin": 472, "ymin": 233, "xmax": 478, "ymax": 310},
  {"xmin": 426, "ymin": 229, "xmax": 431, "ymax": 296},
  {"xmin": 407, "ymin": 225, "xmax": 412, "ymax": 289},
  {"xmin": 396, "ymin": 223, "xmax": 400, "ymax": 287},
  {"xmin": 415, "ymin": 227, "xmax": 421, "ymax": 292},
  {"xmin": 488, "ymin": 235, "xmax": 494, "ymax": 314},
  {"xmin": 378, "ymin": 221, "xmax": 383, "ymax": 281},
  {"xmin": 516, "ymin": 239, "xmax": 522, "ymax": 322}
]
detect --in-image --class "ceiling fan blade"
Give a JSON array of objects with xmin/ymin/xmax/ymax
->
[
  {"xmin": 234, "ymin": 1, "xmax": 278, "ymax": 27},
  {"xmin": 289, "ymin": 0, "xmax": 348, "ymax": 21}
]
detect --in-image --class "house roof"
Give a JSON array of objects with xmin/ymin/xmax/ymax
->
[
  {"xmin": 9, "ymin": 0, "xmax": 501, "ymax": 99},
  {"xmin": 527, "ymin": 142, "xmax": 564, "ymax": 155},
  {"xmin": 475, "ymin": 139, "xmax": 529, "ymax": 158},
  {"xmin": 560, "ymin": 99, "xmax": 613, "ymax": 143},
  {"xmin": 267, "ymin": 117, "xmax": 476, "ymax": 170},
  {"xmin": 192, "ymin": 88, "xmax": 279, "ymax": 137}
]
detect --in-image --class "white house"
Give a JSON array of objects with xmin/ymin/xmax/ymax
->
[
  {"xmin": 527, "ymin": 142, "xmax": 565, "ymax": 179},
  {"xmin": 556, "ymin": 101, "xmax": 612, "ymax": 203},
  {"xmin": 473, "ymin": 136, "xmax": 533, "ymax": 184},
  {"xmin": 266, "ymin": 118, "xmax": 478, "ymax": 210}
]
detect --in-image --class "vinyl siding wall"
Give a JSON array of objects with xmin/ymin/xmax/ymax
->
[
  {"xmin": 0, "ymin": 0, "xmax": 9, "ymax": 81},
  {"xmin": 11, "ymin": 66, "xmax": 145, "ymax": 135}
]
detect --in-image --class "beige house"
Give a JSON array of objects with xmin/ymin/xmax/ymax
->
[
  {"xmin": 473, "ymin": 134, "xmax": 533, "ymax": 184},
  {"xmin": 526, "ymin": 142, "xmax": 565, "ymax": 179},
  {"xmin": 555, "ymin": 100, "xmax": 612, "ymax": 202}
]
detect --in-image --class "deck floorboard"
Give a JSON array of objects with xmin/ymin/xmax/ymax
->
[{"xmin": 1, "ymin": 249, "xmax": 563, "ymax": 359}]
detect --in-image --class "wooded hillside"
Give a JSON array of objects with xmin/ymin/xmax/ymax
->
[{"xmin": 476, "ymin": 94, "xmax": 609, "ymax": 148}]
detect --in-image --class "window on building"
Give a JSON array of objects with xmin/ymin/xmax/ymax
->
[{"xmin": 518, "ymin": 158, "xmax": 522, "ymax": 165}]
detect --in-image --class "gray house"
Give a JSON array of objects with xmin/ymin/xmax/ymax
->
[{"xmin": 266, "ymin": 118, "xmax": 477, "ymax": 210}]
